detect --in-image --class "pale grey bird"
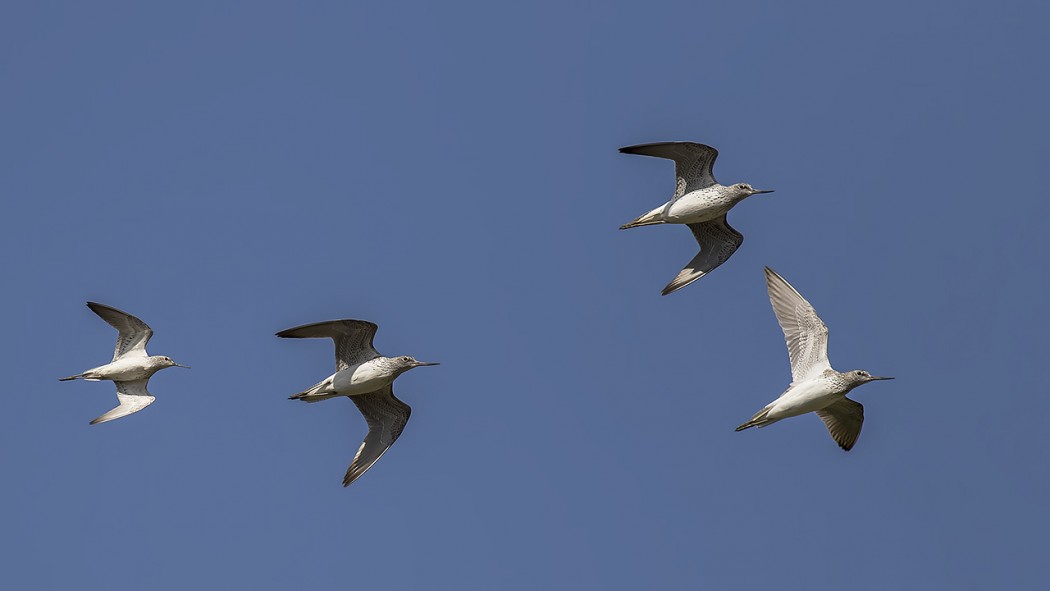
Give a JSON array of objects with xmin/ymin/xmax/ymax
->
[
  {"xmin": 277, "ymin": 319, "xmax": 438, "ymax": 487},
  {"xmin": 60, "ymin": 302, "xmax": 188, "ymax": 425},
  {"xmin": 735, "ymin": 268, "xmax": 894, "ymax": 450},
  {"xmin": 619, "ymin": 142, "xmax": 774, "ymax": 295}
]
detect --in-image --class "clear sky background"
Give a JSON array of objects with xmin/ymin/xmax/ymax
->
[{"xmin": 2, "ymin": 1, "xmax": 1048, "ymax": 589}]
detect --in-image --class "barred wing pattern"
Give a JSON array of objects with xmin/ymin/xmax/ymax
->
[
  {"xmin": 764, "ymin": 267, "xmax": 832, "ymax": 383},
  {"xmin": 276, "ymin": 319, "xmax": 381, "ymax": 371},
  {"xmin": 661, "ymin": 215, "xmax": 743, "ymax": 295},
  {"xmin": 87, "ymin": 302, "xmax": 153, "ymax": 361},
  {"xmin": 344, "ymin": 386, "xmax": 412, "ymax": 487},
  {"xmin": 620, "ymin": 142, "xmax": 720, "ymax": 197},
  {"xmin": 815, "ymin": 397, "xmax": 864, "ymax": 451}
]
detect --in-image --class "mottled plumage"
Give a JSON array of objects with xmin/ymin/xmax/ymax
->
[
  {"xmin": 278, "ymin": 318, "xmax": 438, "ymax": 488},
  {"xmin": 735, "ymin": 268, "xmax": 893, "ymax": 450},
  {"xmin": 60, "ymin": 302, "xmax": 188, "ymax": 425},
  {"xmin": 619, "ymin": 141, "xmax": 773, "ymax": 294}
]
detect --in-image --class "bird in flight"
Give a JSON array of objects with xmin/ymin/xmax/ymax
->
[
  {"xmin": 619, "ymin": 141, "xmax": 774, "ymax": 295},
  {"xmin": 277, "ymin": 319, "xmax": 438, "ymax": 487},
  {"xmin": 735, "ymin": 268, "xmax": 893, "ymax": 450},
  {"xmin": 60, "ymin": 302, "xmax": 188, "ymax": 425}
]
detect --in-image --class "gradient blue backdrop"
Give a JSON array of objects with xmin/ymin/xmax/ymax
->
[{"xmin": 2, "ymin": 1, "xmax": 1048, "ymax": 589}]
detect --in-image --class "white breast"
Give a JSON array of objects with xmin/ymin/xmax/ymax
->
[
  {"xmin": 766, "ymin": 378, "xmax": 841, "ymax": 420},
  {"xmin": 664, "ymin": 187, "xmax": 733, "ymax": 224},
  {"xmin": 331, "ymin": 359, "xmax": 395, "ymax": 395}
]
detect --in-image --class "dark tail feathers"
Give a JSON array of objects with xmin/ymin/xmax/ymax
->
[{"xmin": 735, "ymin": 407, "xmax": 772, "ymax": 431}]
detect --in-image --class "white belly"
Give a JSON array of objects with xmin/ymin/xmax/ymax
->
[
  {"xmin": 663, "ymin": 189, "xmax": 732, "ymax": 224},
  {"xmin": 766, "ymin": 380, "xmax": 841, "ymax": 421},
  {"xmin": 331, "ymin": 361, "xmax": 394, "ymax": 395},
  {"xmin": 88, "ymin": 358, "xmax": 152, "ymax": 381}
]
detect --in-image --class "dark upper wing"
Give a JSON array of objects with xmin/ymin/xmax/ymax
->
[
  {"xmin": 344, "ymin": 386, "xmax": 412, "ymax": 487},
  {"xmin": 276, "ymin": 319, "xmax": 380, "ymax": 371},
  {"xmin": 86, "ymin": 302, "xmax": 153, "ymax": 361},
  {"xmin": 620, "ymin": 142, "xmax": 719, "ymax": 196},
  {"xmin": 660, "ymin": 215, "xmax": 743, "ymax": 295},
  {"xmin": 815, "ymin": 397, "xmax": 864, "ymax": 451}
]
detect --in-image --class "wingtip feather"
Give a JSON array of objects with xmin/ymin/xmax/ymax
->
[{"xmin": 661, "ymin": 273, "xmax": 701, "ymax": 296}]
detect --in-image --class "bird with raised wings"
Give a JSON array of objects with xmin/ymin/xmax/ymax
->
[
  {"xmin": 619, "ymin": 142, "xmax": 774, "ymax": 295},
  {"xmin": 277, "ymin": 319, "xmax": 438, "ymax": 487},
  {"xmin": 60, "ymin": 302, "xmax": 189, "ymax": 425},
  {"xmin": 735, "ymin": 268, "xmax": 894, "ymax": 450}
]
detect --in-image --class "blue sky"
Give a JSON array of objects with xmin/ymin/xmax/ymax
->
[{"xmin": 2, "ymin": 0, "xmax": 1048, "ymax": 588}]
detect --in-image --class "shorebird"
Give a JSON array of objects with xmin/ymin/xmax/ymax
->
[
  {"xmin": 619, "ymin": 141, "xmax": 773, "ymax": 295},
  {"xmin": 735, "ymin": 268, "xmax": 893, "ymax": 450},
  {"xmin": 60, "ymin": 302, "xmax": 188, "ymax": 425},
  {"xmin": 277, "ymin": 319, "xmax": 438, "ymax": 487}
]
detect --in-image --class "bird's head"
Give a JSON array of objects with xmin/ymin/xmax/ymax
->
[
  {"xmin": 730, "ymin": 182, "xmax": 775, "ymax": 200},
  {"xmin": 156, "ymin": 356, "xmax": 190, "ymax": 370},
  {"xmin": 392, "ymin": 355, "xmax": 440, "ymax": 375},
  {"xmin": 847, "ymin": 369, "xmax": 893, "ymax": 388}
]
